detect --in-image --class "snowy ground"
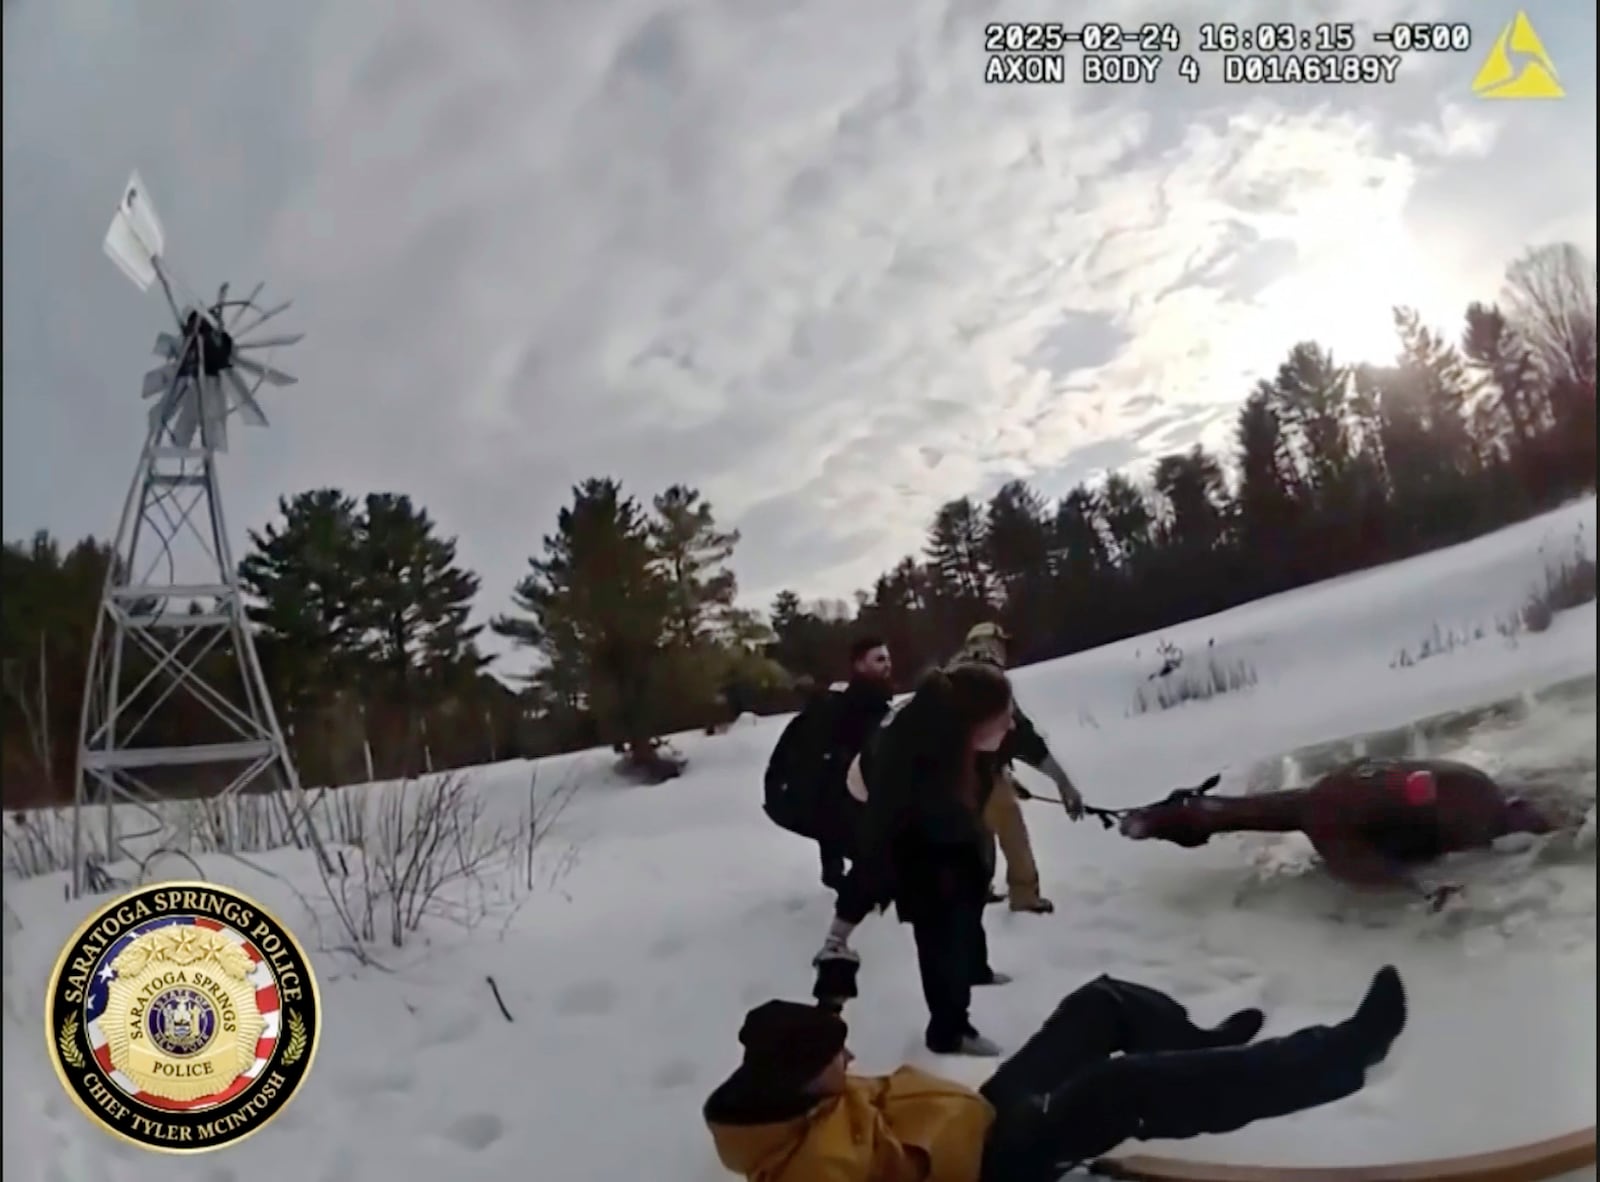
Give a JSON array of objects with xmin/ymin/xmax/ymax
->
[{"xmin": 4, "ymin": 497, "xmax": 1596, "ymax": 1182}]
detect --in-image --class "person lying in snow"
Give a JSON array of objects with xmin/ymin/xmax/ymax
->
[
  {"xmin": 704, "ymin": 966, "xmax": 1408, "ymax": 1182},
  {"xmin": 1118, "ymin": 757, "xmax": 1570, "ymax": 907}
]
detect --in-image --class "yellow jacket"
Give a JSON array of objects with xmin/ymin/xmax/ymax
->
[{"xmin": 705, "ymin": 1065, "xmax": 996, "ymax": 1182}]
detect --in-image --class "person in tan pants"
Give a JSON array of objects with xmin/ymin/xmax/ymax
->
[
  {"xmin": 955, "ymin": 623, "xmax": 1085, "ymax": 914},
  {"xmin": 982, "ymin": 767, "xmax": 1045, "ymax": 909}
]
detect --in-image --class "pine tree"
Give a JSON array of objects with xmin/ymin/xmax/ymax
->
[
  {"xmin": 1098, "ymin": 474, "xmax": 1154, "ymax": 569},
  {"xmin": 1269, "ymin": 342, "xmax": 1353, "ymax": 498},
  {"xmin": 239, "ymin": 489, "xmax": 364, "ymax": 719},
  {"xmin": 984, "ymin": 480, "xmax": 1053, "ymax": 648},
  {"xmin": 1463, "ymin": 302, "xmax": 1544, "ymax": 463},
  {"xmin": 1051, "ymin": 487, "xmax": 1109, "ymax": 579},
  {"xmin": 984, "ymin": 481, "xmax": 1052, "ymax": 583},
  {"xmin": 348, "ymin": 493, "xmax": 486, "ymax": 701},
  {"xmin": 925, "ymin": 497, "xmax": 993, "ymax": 644},
  {"xmin": 1152, "ymin": 446, "xmax": 1229, "ymax": 553},
  {"xmin": 0, "ymin": 532, "xmax": 118, "ymax": 802},
  {"xmin": 493, "ymin": 479, "xmax": 675, "ymax": 770},
  {"xmin": 650, "ymin": 485, "xmax": 740, "ymax": 647},
  {"xmin": 1233, "ymin": 388, "xmax": 1303, "ymax": 585}
]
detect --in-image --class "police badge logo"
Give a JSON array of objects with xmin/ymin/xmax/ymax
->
[{"xmin": 45, "ymin": 881, "xmax": 321, "ymax": 1153}]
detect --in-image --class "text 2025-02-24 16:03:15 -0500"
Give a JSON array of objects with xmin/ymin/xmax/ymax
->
[{"xmin": 981, "ymin": 21, "xmax": 1474, "ymax": 85}]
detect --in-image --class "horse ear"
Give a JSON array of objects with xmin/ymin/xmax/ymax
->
[{"xmin": 1200, "ymin": 773, "xmax": 1221, "ymax": 791}]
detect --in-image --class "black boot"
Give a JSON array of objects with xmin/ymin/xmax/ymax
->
[{"xmin": 1342, "ymin": 964, "xmax": 1407, "ymax": 1067}]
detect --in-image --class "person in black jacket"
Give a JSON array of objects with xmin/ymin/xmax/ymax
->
[
  {"xmin": 812, "ymin": 661, "xmax": 1020, "ymax": 1056},
  {"xmin": 763, "ymin": 637, "xmax": 896, "ymax": 890},
  {"xmin": 953, "ymin": 623, "xmax": 1085, "ymax": 914}
]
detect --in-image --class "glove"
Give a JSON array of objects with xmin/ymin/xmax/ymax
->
[
  {"xmin": 812, "ymin": 918, "xmax": 859, "ymax": 966},
  {"xmin": 813, "ymin": 933, "xmax": 859, "ymax": 966},
  {"xmin": 813, "ymin": 956, "xmax": 860, "ymax": 1008}
]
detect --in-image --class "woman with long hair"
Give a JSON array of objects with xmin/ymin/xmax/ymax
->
[{"xmin": 813, "ymin": 661, "xmax": 1019, "ymax": 1055}]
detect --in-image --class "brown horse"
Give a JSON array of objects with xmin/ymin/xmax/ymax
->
[{"xmin": 1118, "ymin": 758, "xmax": 1563, "ymax": 904}]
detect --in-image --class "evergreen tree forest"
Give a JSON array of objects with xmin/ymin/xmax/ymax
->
[{"xmin": 3, "ymin": 243, "xmax": 1595, "ymax": 803}]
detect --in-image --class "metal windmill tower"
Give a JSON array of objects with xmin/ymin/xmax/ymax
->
[{"xmin": 71, "ymin": 172, "xmax": 318, "ymax": 896}]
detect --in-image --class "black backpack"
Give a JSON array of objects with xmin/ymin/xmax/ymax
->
[{"xmin": 763, "ymin": 691, "xmax": 853, "ymax": 839}]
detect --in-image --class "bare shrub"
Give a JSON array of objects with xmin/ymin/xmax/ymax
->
[
  {"xmin": 1147, "ymin": 638, "xmax": 1184, "ymax": 680},
  {"xmin": 1131, "ymin": 657, "xmax": 1258, "ymax": 714},
  {"xmin": 322, "ymin": 767, "xmax": 581, "ymax": 950},
  {"xmin": 1389, "ymin": 621, "xmax": 1490, "ymax": 669},
  {"xmin": 1521, "ymin": 533, "xmax": 1598, "ymax": 634},
  {"xmin": 3, "ymin": 809, "xmax": 97, "ymax": 879}
]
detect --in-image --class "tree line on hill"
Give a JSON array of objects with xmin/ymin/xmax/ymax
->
[{"xmin": 2, "ymin": 242, "xmax": 1594, "ymax": 804}]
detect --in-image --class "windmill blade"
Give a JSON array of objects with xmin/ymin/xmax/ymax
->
[
  {"xmin": 234, "ymin": 331, "xmax": 304, "ymax": 350},
  {"xmin": 223, "ymin": 367, "xmax": 270, "ymax": 427},
  {"xmin": 234, "ymin": 356, "xmax": 298, "ymax": 387},
  {"xmin": 153, "ymin": 332, "xmax": 183, "ymax": 359},
  {"xmin": 201, "ymin": 376, "xmax": 229, "ymax": 452},
  {"xmin": 147, "ymin": 397, "xmax": 168, "ymax": 440},
  {"xmin": 173, "ymin": 390, "xmax": 201, "ymax": 447},
  {"xmin": 229, "ymin": 281, "xmax": 265, "ymax": 329},
  {"xmin": 232, "ymin": 299, "xmax": 291, "ymax": 337},
  {"xmin": 142, "ymin": 363, "xmax": 178, "ymax": 398}
]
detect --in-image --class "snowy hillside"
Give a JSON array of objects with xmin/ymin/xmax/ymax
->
[{"xmin": 4, "ymin": 497, "xmax": 1596, "ymax": 1182}]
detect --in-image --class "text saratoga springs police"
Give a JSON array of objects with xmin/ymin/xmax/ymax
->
[{"xmin": 58, "ymin": 888, "xmax": 307, "ymax": 1006}]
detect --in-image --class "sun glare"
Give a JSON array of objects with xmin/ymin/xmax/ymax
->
[{"xmin": 1250, "ymin": 235, "xmax": 1464, "ymax": 375}]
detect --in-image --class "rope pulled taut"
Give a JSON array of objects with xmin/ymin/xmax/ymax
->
[{"xmin": 1022, "ymin": 773, "xmax": 1222, "ymax": 829}]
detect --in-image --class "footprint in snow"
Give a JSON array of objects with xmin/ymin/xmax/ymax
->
[
  {"xmin": 441, "ymin": 1111, "xmax": 505, "ymax": 1152},
  {"xmin": 554, "ymin": 978, "xmax": 620, "ymax": 1017}
]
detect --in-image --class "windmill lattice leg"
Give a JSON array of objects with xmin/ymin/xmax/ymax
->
[{"xmin": 71, "ymin": 426, "xmax": 331, "ymax": 897}]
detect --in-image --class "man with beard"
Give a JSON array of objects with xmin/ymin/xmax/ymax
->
[{"xmin": 764, "ymin": 636, "xmax": 897, "ymax": 890}]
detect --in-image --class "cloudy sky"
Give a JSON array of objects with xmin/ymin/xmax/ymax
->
[{"xmin": 4, "ymin": 0, "xmax": 1595, "ymax": 659}]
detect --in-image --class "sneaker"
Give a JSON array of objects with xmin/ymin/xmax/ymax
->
[{"xmin": 928, "ymin": 1031, "xmax": 1003, "ymax": 1057}]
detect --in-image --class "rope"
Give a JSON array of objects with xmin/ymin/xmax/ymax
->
[
  {"xmin": 1017, "ymin": 789, "xmax": 1128, "ymax": 827},
  {"xmin": 1019, "ymin": 773, "xmax": 1222, "ymax": 830}
]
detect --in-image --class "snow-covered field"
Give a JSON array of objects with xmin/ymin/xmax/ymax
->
[{"xmin": 4, "ymin": 497, "xmax": 1596, "ymax": 1182}]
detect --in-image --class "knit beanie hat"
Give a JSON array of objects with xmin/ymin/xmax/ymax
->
[
  {"xmin": 737, "ymin": 1000, "xmax": 848, "ymax": 1089},
  {"xmin": 955, "ymin": 622, "xmax": 1010, "ymax": 668}
]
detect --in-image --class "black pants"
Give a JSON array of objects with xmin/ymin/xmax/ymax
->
[
  {"xmin": 818, "ymin": 840, "xmax": 850, "ymax": 888},
  {"xmin": 976, "ymin": 977, "xmax": 1370, "ymax": 1182},
  {"xmin": 909, "ymin": 900, "xmax": 992, "ymax": 1048}
]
